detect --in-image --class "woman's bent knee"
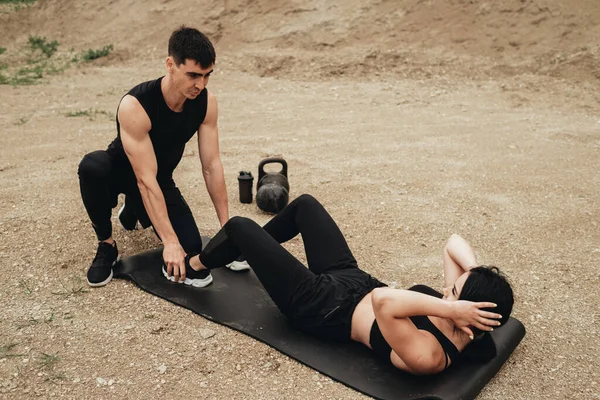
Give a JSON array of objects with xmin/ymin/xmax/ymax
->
[
  {"xmin": 294, "ymin": 193, "xmax": 319, "ymax": 207},
  {"xmin": 226, "ymin": 216, "xmax": 259, "ymax": 230}
]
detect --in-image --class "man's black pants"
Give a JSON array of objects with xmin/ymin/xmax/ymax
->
[{"xmin": 77, "ymin": 150, "xmax": 203, "ymax": 254}]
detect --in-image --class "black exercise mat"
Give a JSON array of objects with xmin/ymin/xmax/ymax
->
[{"xmin": 113, "ymin": 247, "xmax": 525, "ymax": 400}]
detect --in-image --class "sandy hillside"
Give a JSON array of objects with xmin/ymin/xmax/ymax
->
[{"xmin": 0, "ymin": 0, "xmax": 599, "ymax": 399}]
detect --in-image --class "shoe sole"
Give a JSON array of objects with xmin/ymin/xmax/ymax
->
[
  {"xmin": 86, "ymin": 256, "xmax": 121, "ymax": 288},
  {"xmin": 226, "ymin": 260, "xmax": 251, "ymax": 271},
  {"xmin": 162, "ymin": 266, "xmax": 213, "ymax": 288},
  {"xmin": 117, "ymin": 203, "xmax": 138, "ymax": 231}
]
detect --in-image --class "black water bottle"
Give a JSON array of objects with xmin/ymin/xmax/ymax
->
[{"xmin": 238, "ymin": 171, "xmax": 254, "ymax": 204}]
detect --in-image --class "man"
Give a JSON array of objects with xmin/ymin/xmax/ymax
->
[{"xmin": 78, "ymin": 26, "xmax": 249, "ymax": 288}]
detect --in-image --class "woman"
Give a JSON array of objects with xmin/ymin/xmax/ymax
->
[{"xmin": 165, "ymin": 194, "xmax": 514, "ymax": 375}]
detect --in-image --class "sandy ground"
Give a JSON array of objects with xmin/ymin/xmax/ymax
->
[{"xmin": 1, "ymin": 0, "xmax": 599, "ymax": 399}]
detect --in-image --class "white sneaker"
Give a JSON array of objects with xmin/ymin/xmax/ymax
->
[
  {"xmin": 162, "ymin": 265, "xmax": 213, "ymax": 288},
  {"xmin": 226, "ymin": 259, "xmax": 251, "ymax": 271}
]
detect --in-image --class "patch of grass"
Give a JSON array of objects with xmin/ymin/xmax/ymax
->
[
  {"xmin": 45, "ymin": 372, "xmax": 67, "ymax": 383},
  {"xmin": 15, "ymin": 116, "xmax": 29, "ymax": 125},
  {"xmin": 8, "ymin": 64, "xmax": 44, "ymax": 85},
  {"xmin": 0, "ymin": 35, "xmax": 65, "ymax": 85},
  {"xmin": 0, "ymin": 1, "xmax": 36, "ymax": 15},
  {"xmin": 65, "ymin": 110, "xmax": 91, "ymax": 118},
  {"xmin": 52, "ymin": 275, "xmax": 88, "ymax": 298},
  {"xmin": 18, "ymin": 279, "xmax": 33, "ymax": 295},
  {"xmin": 28, "ymin": 35, "xmax": 59, "ymax": 58},
  {"xmin": 16, "ymin": 317, "xmax": 39, "ymax": 330},
  {"xmin": 0, "ymin": 0, "xmax": 37, "ymax": 4},
  {"xmin": 81, "ymin": 44, "xmax": 113, "ymax": 61},
  {"xmin": 65, "ymin": 108, "xmax": 114, "ymax": 120},
  {"xmin": 45, "ymin": 61, "xmax": 70, "ymax": 75},
  {"xmin": 38, "ymin": 353, "xmax": 60, "ymax": 369},
  {"xmin": 0, "ymin": 342, "xmax": 25, "ymax": 359},
  {"xmin": 0, "ymin": 39, "xmax": 114, "ymax": 86}
]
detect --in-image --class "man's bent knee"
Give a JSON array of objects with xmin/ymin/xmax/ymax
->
[{"xmin": 78, "ymin": 150, "xmax": 112, "ymax": 180}]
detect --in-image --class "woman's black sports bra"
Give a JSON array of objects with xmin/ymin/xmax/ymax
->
[{"xmin": 369, "ymin": 284, "xmax": 460, "ymax": 369}]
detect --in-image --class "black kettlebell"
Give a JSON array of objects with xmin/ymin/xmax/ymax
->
[{"xmin": 256, "ymin": 158, "xmax": 289, "ymax": 214}]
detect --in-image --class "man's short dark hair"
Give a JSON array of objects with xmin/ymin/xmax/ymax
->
[{"xmin": 168, "ymin": 26, "xmax": 216, "ymax": 68}]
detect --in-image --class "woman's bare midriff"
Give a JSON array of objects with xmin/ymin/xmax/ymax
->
[{"xmin": 350, "ymin": 290, "xmax": 377, "ymax": 346}]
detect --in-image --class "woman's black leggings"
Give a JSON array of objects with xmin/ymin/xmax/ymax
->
[{"xmin": 200, "ymin": 194, "xmax": 358, "ymax": 315}]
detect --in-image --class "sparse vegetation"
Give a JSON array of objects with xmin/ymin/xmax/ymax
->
[
  {"xmin": 0, "ymin": 342, "xmax": 23, "ymax": 359},
  {"xmin": 11, "ymin": 64, "xmax": 43, "ymax": 85},
  {"xmin": 45, "ymin": 372, "xmax": 67, "ymax": 383},
  {"xmin": 38, "ymin": 353, "xmax": 60, "ymax": 369},
  {"xmin": 52, "ymin": 275, "xmax": 88, "ymax": 297},
  {"xmin": 15, "ymin": 116, "xmax": 29, "ymax": 125},
  {"xmin": 16, "ymin": 317, "xmax": 40, "ymax": 329},
  {"xmin": 0, "ymin": 0, "xmax": 35, "ymax": 12},
  {"xmin": 28, "ymin": 35, "xmax": 59, "ymax": 58},
  {"xmin": 0, "ymin": 38, "xmax": 115, "ymax": 85},
  {"xmin": 0, "ymin": 0, "xmax": 37, "ymax": 4},
  {"xmin": 65, "ymin": 110, "xmax": 91, "ymax": 117},
  {"xmin": 81, "ymin": 44, "xmax": 114, "ymax": 61},
  {"xmin": 18, "ymin": 279, "xmax": 33, "ymax": 295},
  {"xmin": 46, "ymin": 312, "xmax": 54, "ymax": 323},
  {"xmin": 0, "ymin": 36, "xmax": 60, "ymax": 85},
  {"xmin": 65, "ymin": 108, "xmax": 114, "ymax": 120}
]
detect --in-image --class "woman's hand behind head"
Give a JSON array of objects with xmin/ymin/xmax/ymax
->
[
  {"xmin": 459, "ymin": 266, "xmax": 514, "ymax": 337},
  {"xmin": 449, "ymin": 300, "xmax": 502, "ymax": 340}
]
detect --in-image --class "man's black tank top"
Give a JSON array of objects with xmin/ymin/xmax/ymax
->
[{"xmin": 107, "ymin": 77, "xmax": 208, "ymax": 185}]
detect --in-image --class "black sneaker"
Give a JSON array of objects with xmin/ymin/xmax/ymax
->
[
  {"xmin": 86, "ymin": 241, "xmax": 119, "ymax": 287},
  {"xmin": 118, "ymin": 197, "xmax": 138, "ymax": 231},
  {"xmin": 162, "ymin": 254, "xmax": 213, "ymax": 287}
]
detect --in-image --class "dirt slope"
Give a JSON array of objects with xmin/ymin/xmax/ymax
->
[{"xmin": 2, "ymin": 0, "xmax": 599, "ymax": 82}]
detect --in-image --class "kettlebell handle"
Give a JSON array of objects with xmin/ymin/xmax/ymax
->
[{"xmin": 258, "ymin": 158, "xmax": 287, "ymax": 181}]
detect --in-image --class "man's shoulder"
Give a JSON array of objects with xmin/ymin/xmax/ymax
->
[{"xmin": 127, "ymin": 77, "xmax": 162, "ymax": 98}]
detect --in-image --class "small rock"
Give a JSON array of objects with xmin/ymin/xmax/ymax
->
[
  {"xmin": 96, "ymin": 377, "xmax": 107, "ymax": 386},
  {"xmin": 198, "ymin": 329, "xmax": 215, "ymax": 339},
  {"xmin": 157, "ymin": 364, "xmax": 167, "ymax": 374},
  {"xmin": 72, "ymin": 378, "xmax": 80, "ymax": 384}
]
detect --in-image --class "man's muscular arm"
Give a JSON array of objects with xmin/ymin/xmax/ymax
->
[
  {"xmin": 119, "ymin": 95, "xmax": 187, "ymax": 281},
  {"xmin": 198, "ymin": 91, "xmax": 229, "ymax": 227}
]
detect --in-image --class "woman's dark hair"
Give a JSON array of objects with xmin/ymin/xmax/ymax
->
[
  {"xmin": 168, "ymin": 26, "xmax": 216, "ymax": 68},
  {"xmin": 459, "ymin": 266, "xmax": 514, "ymax": 363}
]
